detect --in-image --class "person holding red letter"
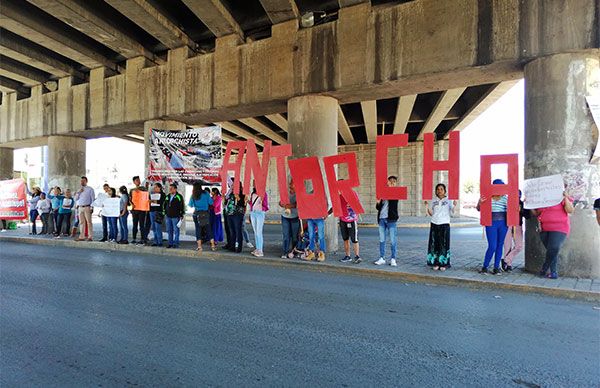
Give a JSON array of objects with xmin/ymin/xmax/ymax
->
[
  {"xmin": 501, "ymin": 190, "xmax": 529, "ymax": 272},
  {"xmin": 424, "ymin": 183, "xmax": 456, "ymax": 271},
  {"xmin": 279, "ymin": 179, "xmax": 300, "ymax": 259},
  {"xmin": 374, "ymin": 176, "xmax": 400, "ymax": 267},
  {"xmin": 530, "ymin": 191, "xmax": 574, "ymax": 279},
  {"xmin": 338, "ymin": 194, "xmax": 361, "ymax": 264},
  {"xmin": 477, "ymin": 179, "xmax": 509, "ymax": 275}
]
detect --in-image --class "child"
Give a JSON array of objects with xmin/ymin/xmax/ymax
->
[
  {"xmin": 36, "ymin": 193, "xmax": 52, "ymax": 235},
  {"xmin": 338, "ymin": 194, "xmax": 361, "ymax": 264},
  {"xmin": 424, "ymin": 183, "xmax": 456, "ymax": 271}
]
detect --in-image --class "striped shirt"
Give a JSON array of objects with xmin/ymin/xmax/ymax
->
[{"xmin": 491, "ymin": 195, "xmax": 508, "ymax": 212}]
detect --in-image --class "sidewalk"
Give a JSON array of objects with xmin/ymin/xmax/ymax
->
[{"xmin": 1, "ymin": 220, "xmax": 598, "ymax": 301}]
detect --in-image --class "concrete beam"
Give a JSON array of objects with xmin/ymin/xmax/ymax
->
[
  {"xmin": 0, "ymin": 55, "xmax": 50, "ymax": 86},
  {"xmin": 444, "ymin": 80, "xmax": 519, "ymax": 138},
  {"xmin": 265, "ymin": 114, "xmax": 288, "ymax": 132},
  {"xmin": 0, "ymin": 77, "xmax": 30, "ymax": 99},
  {"xmin": 418, "ymin": 87, "xmax": 466, "ymax": 140},
  {"xmin": 26, "ymin": 0, "xmax": 161, "ymax": 64},
  {"xmin": 238, "ymin": 117, "xmax": 287, "ymax": 145},
  {"xmin": 393, "ymin": 94, "xmax": 417, "ymax": 134},
  {"xmin": 0, "ymin": 0, "xmax": 116, "ymax": 71},
  {"xmin": 104, "ymin": 0, "xmax": 196, "ymax": 51},
  {"xmin": 216, "ymin": 122, "xmax": 265, "ymax": 146},
  {"xmin": 0, "ymin": 30, "xmax": 85, "ymax": 80},
  {"xmin": 339, "ymin": 0, "xmax": 368, "ymax": 7},
  {"xmin": 259, "ymin": 0, "xmax": 299, "ymax": 24},
  {"xmin": 337, "ymin": 105, "xmax": 355, "ymax": 145},
  {"xmin": 181, "ymin": 0, "xmax": 244, "ymax": 40},
  {"xmin": 360, "ymin": 100, "xmax": 377, "ymax": 143}
]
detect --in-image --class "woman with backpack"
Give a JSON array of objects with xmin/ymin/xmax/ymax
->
[
  {"xmin": 248, "ymin": 184, "xmax": 268, "ymax": 257},
  {"xmin": 189, "ymin": 182, "xmax": 215, "ymax": 252}
]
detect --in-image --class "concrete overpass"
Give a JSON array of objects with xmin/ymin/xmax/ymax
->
[{"xmin": 0, "ymin": 0, "xmax": 598, "ymax": 277}]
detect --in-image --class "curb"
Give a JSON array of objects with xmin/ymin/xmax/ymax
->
[
  {"xmin": 263, "ymin": 220, "xmax": 481, "ymax": 228},
  {"xmin": 1, "ymin": 235, "xmax": 597, "ymax": 302}
]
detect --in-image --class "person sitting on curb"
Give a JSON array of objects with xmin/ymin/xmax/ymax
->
[{"xmin": 374, "ymin": 176, "xmax": 399, "ymax": 267}]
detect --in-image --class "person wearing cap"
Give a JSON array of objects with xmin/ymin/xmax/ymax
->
[{"xmin": 476, "ymin": 179, "xmax": 509, "ymax": 275}]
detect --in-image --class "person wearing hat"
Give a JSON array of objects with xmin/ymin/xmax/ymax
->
[{"xmin": 476, "ymin": 179, "xmax": 509, "ymax": 275}]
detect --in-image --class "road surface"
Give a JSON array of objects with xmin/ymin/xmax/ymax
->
[{"xmin": 1, "ymin": 241, "xmax": 597, "ymax": 387}]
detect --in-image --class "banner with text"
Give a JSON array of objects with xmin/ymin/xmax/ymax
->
[
  {"xmin": 523, "ymin": 174, "xmax": 564, "ymax": 209},
  {"xmin": 148, "ymin": 126, "xmax": 223, "ymax": 184},
  {"xmin": 0, "ymin": 179, "xmax": 28, "ymax": 220}
]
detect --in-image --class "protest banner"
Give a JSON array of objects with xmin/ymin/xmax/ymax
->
[
  {"xmin": 523, "ymin": 174, "xmax": 565, "ymax": 210},
  {"xmin": 0, "ymin": 179, "xmax": 27, "ymax": 220},
  {"xmin": 132, "ymin": 190, "xmax": 150, "ymax": 211},
  {"xmin": 102, "ymin": 198, "xmax": 121, "ymax": 217},
  {"xmin": 148, "ymin": 125, "xmax": 222, "ymax": 184}
]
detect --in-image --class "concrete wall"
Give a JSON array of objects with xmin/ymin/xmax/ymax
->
[
  {"xmin": 2, "ymin": 0, "xmax": 597, "ymax": 146},
  {"xmin": 263, "ymin": 141, "xmax": 450, "ymax": 218}
]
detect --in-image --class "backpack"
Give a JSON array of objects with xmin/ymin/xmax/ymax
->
[{"xmin": 262, "ymin": 192, "xmax": 269, "ymax": 212}]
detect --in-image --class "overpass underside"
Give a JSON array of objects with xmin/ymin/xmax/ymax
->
[{"xmin": 0, "ymin": 0, "xmax": 598, "ymax": 277}]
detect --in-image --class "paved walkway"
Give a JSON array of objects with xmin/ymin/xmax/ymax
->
[{"xmin": 1, "ymin": 216, "xmax": 598, "ymax": 300}]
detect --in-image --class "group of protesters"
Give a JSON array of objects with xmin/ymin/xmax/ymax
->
[{"xmin": 18, "ymin": 173, "xmax": 597, "ymax": 280}]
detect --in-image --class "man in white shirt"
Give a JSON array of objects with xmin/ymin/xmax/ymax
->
[{"xmin": 74, "ymin": 176, "xmax": 95, "ymax": 241}]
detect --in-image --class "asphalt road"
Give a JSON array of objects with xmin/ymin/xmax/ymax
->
[{"xmin": 1, "ymin": 241, "xmax": 598, "ymax": 387}]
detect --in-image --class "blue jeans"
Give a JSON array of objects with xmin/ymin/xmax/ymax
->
[
  {"xmin": 119, "ymin": 213, "xmax": 129, "ymax": 242},
  {"xmin": 101, "ymin": 215, "xmax": 108, "ymax": 240},
  {"xmin": 540, "ymin": 231, "xmax": 567, "ymax": 274},
  {"xmin": 166, "ymin": 216, "xmax": 180, "ymax": 247},
  {"xmin": 281, "ymin": 216, "xmax": 300, "ymax": 255},
  {"xmin": 29, "ymin": 209, "xmax": 38, "ymax": 234},
  {"xmin": 227, "ymin": 214, "xmax": 244, "ymax": 251},
  {"xmin": 108, "ymin": 217, "xmax": 118, "ymax": 240},
  {"xmin": 250, "ymin": 211, "xmax": 265, "ymax": 251},
  {"xmin": 149, "ymin": 212, "xmax": 163, "ymax": 246},
  {"xmin": 307, "ymin": 218, "xmax": 325, "ymax": 252},
  {"xmin": 483, "ymin": 220, "xmax": 509, "ymax": 269},
  {"xmin": 378, "ymin": 218, "xmax": 397, "ymax": 259}
]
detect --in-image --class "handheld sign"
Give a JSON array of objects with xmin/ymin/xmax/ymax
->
[
  {"xmin": 102, "ymin": 198, "xmax": 121, "ymax": 217},
  {"xmin": 132, "ymin": 190, "xmax": 150, "ymax": 211},
  {"xmin": 0, "ymin": 179, "xmax": 27, "ymax": 220},
  {"xmin": 523, "ymin": 174, "xmax": 564, "ymax": 210}
]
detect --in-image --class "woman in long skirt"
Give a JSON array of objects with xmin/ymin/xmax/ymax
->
[
  {"xmin": 424, "ymin": 183, "xmax": 456, "ymax": 271},
  {"xmin": 211, "ymin": 188, "xmax": 224, "ymax": 243}
]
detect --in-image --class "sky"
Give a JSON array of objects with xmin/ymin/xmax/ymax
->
[{"xmin": 14, "ymin": 79, "xmax": 526, "ymax": 193}]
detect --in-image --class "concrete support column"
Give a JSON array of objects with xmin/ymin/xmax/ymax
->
[
  {"xmin": 47, "ymin": 136, "xmax": 86, "ymax": 191},
  {"xmin": 288, "ymin": 95, "xmax": 339, "ymax": 253},
  {"xmin": 0, "ymin": 147, "xmax": 14, "ymax": 180},
  {"xmin": 524, "ymin": 50, "xmax": 600, "ymax": 278}
]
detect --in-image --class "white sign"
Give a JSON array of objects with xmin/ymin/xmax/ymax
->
[
  {"xmin": 586, "ymin": 96, "xmax": 600, "ymax": 164},
  {"xmin": 92, "ymin": 192, "xmax": 107, "ymax": 208},
  {"xmin": 102, "ymin": 198, "xmax": 121, "ymax": 217},
  {"xmin": 523, "ymin": 174, "xmax": 564, "ymax": 209},
  {"xmin": 150, "ymin": 193, "xmax": 161, "ymax": 201}
]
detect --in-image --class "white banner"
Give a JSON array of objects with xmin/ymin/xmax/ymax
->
[
  {"xmin": 523, "ymin": 174, "xmax": 564, "ymax": 209},
  {"xmin": 102, "ymin": 198, "xmax": 121, "ymax": 217}
]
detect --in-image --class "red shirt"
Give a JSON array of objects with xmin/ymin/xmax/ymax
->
[{"xmin": 537, "ymin": 198, "xmax": 571, "ymax": 235}]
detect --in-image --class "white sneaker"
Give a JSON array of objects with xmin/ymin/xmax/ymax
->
[
  {"xmin": 390, "ymin": 259, "xmax": 397, "ymax": 267},
  {"xmin": 374, "ymin": 257, "xmax": 386, "ymax": 265},
  {"xmin": 246, "ymin": 242, "xmax": 254, "ymax": 248}
]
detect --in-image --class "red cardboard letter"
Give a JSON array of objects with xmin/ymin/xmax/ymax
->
[
  {"xmin": 323, "ymin": 152, "xmax": 365, "ymax": 217},
  {"xmin": 422, "ymin": 131, "xmax": 460, "ymax": 200},
  {"xmin": 220, "ymin": 141, "xmax": 246, "ymax": 195},
  {"xmin": 479, "ymin": 154, "xmax": 520, "ymax": 226},
  {"xmin": 375, "ymin": 134, "xmax": 408, "ymax": 200},
  {"xmin": 270, "ymin": 144, "xmax": 292, "ymax": 204},
  {"xmin": 288, "ymin": 156, "xmax": 328, "ymax": 219},
  {"xmin": 243, "ymin": 139, "xmax": 271, "ymax": 196}
]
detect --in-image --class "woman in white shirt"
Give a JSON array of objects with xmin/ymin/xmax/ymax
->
[{"xmin": 424, "ymin": 183, "xmax": 457, "ymax": 271}]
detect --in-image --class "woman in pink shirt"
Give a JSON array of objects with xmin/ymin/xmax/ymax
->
[
  {"xmin": 210, "ymin": 188, "xmax": 224, "ymax": 244},
  {"xmin": 530, "ymin": 193, "xmax": 574, "ymax": 279}
]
